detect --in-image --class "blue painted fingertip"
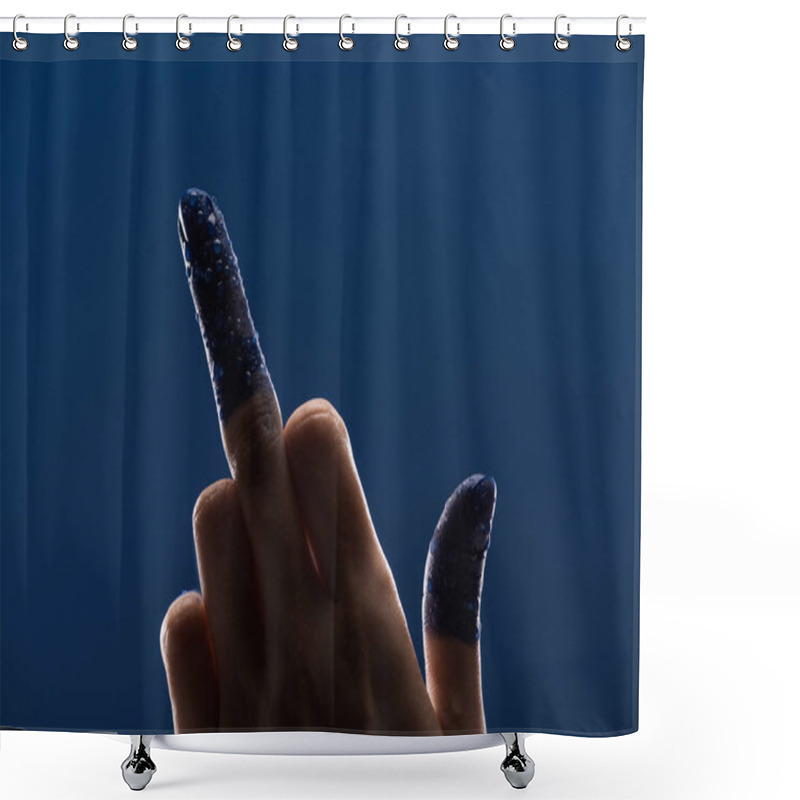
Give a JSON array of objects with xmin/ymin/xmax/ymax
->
[
  {"xmin": 423, "ymin": 474, "xmax": 497, "ymax": 644},
  {"xmin": 178, "ymin": 188, "xmax": 271, "ymax": 423}
]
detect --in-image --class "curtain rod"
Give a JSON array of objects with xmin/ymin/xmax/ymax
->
[{"xmin": 0, "ymin": 16, "xmax": 646, "ymax": 36}]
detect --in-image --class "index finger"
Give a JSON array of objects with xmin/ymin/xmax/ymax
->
[{"xmin": 177, "ymin": 187, "xmax": 283, "ymax": 487}]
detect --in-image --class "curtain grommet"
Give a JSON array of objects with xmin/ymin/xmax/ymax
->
[
  {"xmin": 500, "ymin": 14, "xmax": 516, "ymax": 50},
  {"xmin": 63, "ymin": 13, "xmax": 79, "ymax": 51},
  {"xmin": 554, "ymin": 14, "xmax": 570, "ymax": 51},
  {"xmin": 283, "ymin": 15, "xmax": 298, "ymax": 51},
  {"xmin": 444, "ymin": 14, "xmax": 460, "ymax": 50},
  {"xmin": 339, "ymin": 14, "xmax": 355, "ymax": 51},
  {"xmin": 176, "ymin": 14, "xmax": 191, "ymax": 50},
  {"xmin": 122, "ymin": 14, "xmax": 138, "ymax": 50},
  {"xmin": 12, "ymin": 15, "xmax": 28, "ymax": 51},
  {"xmin": 615, "ymin": 15, "xmax": 632, "ymax": 51},
  {"xmin": 227, "ymin": 15, "xmax": 243, "ymax": 51},
  {"xmin": 394, "ymin": 14, "xmax": 410, "ymax": 51}
]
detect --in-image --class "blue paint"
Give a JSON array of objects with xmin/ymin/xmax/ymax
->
[
  {"xmin": 178, "ymin": 188, "xmax": 272, "ymax": 423},
  {"xmin": 423, "ymin": 474, "xmax": 496, "ymax": 644}
]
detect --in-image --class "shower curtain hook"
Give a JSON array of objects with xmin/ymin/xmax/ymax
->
[
  {"xmin": 339, "ymin": 14, "xmax": 355, "ymax": 50},
  {"xmin": 176, "ymin": 14, "xmax": 191, "ymax": 50},
  {"xmin": 553, "ymin": 14, "xmax": 570, "ymax": 51},
  {"xmin": 12, "ymin": 14, "xmax": 28, "ymax": 51},
  {"xmin": 444, "ymin": 14, "xmax": 460, "ymax": 50},
  {"xmin": 394, "ymin": 14, "xmax": 410, "ymax": 50},
  {"xmin": 122, "ymin": 15, "xmax": 138, "ymax": 51},
  {"xmin": 63, "ymin": 13, "xmax": 79, "ymax": 51},
  {"xmin": 227, "ymin": 15, "xmax": 242, "ymax": 51},
  {"xmin": 615, "ymin": 14, "xmax": 632, "ymax": 51},
  {"xmin": 283, "ymin": 15, "xmax": 298, "ymax": 51},
  {"xmin": 500, "ymin": 14, "xmax": 516, "ymax": 50}
]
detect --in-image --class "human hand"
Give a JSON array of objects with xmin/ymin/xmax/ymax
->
[{"xmin": 160, "ymin": 189, "xmax": 496, "ymax": 735}]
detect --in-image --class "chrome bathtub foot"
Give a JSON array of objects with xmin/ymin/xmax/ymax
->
[
  {"xmin": 500, "ymin": 733, "xmax": 535, "ymax": 789},
  {"xmin": 121, "ymin": 735, "xmax": 156, "ymax": 791}
]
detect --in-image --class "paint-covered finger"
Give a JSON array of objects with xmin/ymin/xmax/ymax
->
[
  {"xmin": 423, "ymin": 474, "xmax": 496, "ymax": 732},
  {"xmin": 178, "ymin": 187, "xmax": 283, "ymax": 488},
  {"xmin": 178, "ymin": 188, "xmax": 314, "ymax": 592},
  {"xmin": 424, "ymin": 475, "xmax": 495, "ymax": 642}
]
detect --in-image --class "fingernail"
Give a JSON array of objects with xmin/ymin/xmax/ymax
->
[
  {"xmin": 178, "ymin": 187, "xmax": 271, "ymax": 423},
  {"xmin": 423, "ymin": 474, "xmax": 497, "ymax": 643}
]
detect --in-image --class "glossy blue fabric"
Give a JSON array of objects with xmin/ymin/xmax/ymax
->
[{"xmin": 1, "ymin": 33, "xmax": 644, "ymax": 735}]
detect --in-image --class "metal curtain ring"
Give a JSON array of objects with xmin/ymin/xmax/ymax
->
[
  {"xmin": 176, "ymin": 14, "xmax": 191, "ymax": 50},
  {"xmin": 394, "ymin": 14, "xmax": 410, "ymax": 50},
  {"xmin": 12, "ymin": 14, "xmax": 28, "ymax": 51},
  {"xmin": 122, "ymin": 14, "xmax": 138, "ymax": 50},
  {"xmin": 500, "ymin": 14, "xmax": 516, "ymax": 50},
  {"xmin": 444, "ymin": 14, "xmax": 460, "ymax": 50},
  {"xmin": 616, "ymin": 14, "xmax": 632, "ymax": 51},
  {"xmin": 339, "ymin": 14, "xmax": 354, "ymax": 50},
  {"xmin": 283, "ymin": 15, "xmax": 298, "ymax": 51},
  {"xmin": 63, "ymin": 13, "xmax": 79, "ymax": 50},
  {"xmin": 554, "ymin": 14, "xmax": 570, "ymax": 51},
  {"xmin": 227, "ymin": 15, "xmax": 242, "ymax": 51}
]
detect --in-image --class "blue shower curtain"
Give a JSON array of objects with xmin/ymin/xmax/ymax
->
[{"xmin": 1, "ymin": 33, "xmax": 643, "ymax": 736}]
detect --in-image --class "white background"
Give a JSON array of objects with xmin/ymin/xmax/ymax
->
[{"xmin": 1, "ymin": 1, "xmax": 799, "ymax": 798}]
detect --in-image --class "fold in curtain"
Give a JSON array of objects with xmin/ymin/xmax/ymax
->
[{"xmin": 1, "ymin": 33, "xmax": 643, "ymax": 734}]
